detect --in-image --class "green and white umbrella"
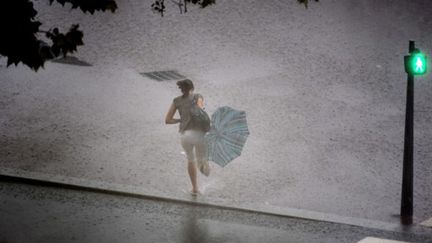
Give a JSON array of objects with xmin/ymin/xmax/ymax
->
[{"xmin": 205, "ymin": 106, "xmax": 250, "ymax": 167}]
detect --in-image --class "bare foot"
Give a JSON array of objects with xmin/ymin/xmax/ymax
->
[{"xmin": 198, "ymin": 161, "xmax": 210, "ymax": 177}]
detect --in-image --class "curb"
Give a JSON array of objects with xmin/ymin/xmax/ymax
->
[{"xmin": 0, "ymin": 166, "xmax": 431, "ymax": 236}]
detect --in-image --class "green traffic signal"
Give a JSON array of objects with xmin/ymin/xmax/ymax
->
[
  {"xmin": 411, "ymin": 53, "xmax": 427, "ymax": 75},
  {"xmin": 405, "ymin": 52, "xmax": 427, "ymax": 76}
]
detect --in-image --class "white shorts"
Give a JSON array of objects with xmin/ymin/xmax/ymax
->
[{"xmin": 180, "ymin": 130, "xmax": 207, "ymax": 164}]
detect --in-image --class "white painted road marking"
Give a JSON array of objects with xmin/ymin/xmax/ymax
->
[
  {"xmin": 357, "ymin": 237, "xmax": 408, "ymax": 243},
  {"xmin": 420, "ymin": 217, "xmax": 432, "ymax": 227}
]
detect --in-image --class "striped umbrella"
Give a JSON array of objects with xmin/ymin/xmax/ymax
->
[{"xmin": 205, "ymin": 106, "xmax": 250, "ymax": 167}]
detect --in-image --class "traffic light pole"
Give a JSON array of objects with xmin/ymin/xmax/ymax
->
[{"xmin": 401, "ymin": 40, "xmax": 415, "ymax": 225}]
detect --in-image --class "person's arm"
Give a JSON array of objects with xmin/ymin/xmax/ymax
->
[
  {"xmin": 196, "ymin": 96, "xmax": 204, "ymax": 109},
  {"xmin": 165, "ymin": 103, "xmax": 181, "ymax": 124}
]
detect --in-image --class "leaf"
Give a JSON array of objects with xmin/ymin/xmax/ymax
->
[
  {"xmin": 297, "ymin": 0, "xmax": 319, "ymax": 9},
  {"xmin": 185, "ymin": 0, "xmax": 215, "ymax": 8},
  {"xmin": 46, "ymin": 24, "xmax": 84, "ymax": 58},
  {"xmin": 38, "ymin": 40, "xmax": 55, "ymax": 60},
  {"xmin": 0, "ymin": 0, "xmax": 116, "ymax": 72},
  {"xmin": 6, "ymin": 58, "xmax": 14, "ymax": 67},
  {"xmin": 151, "ymin": 0, "xmax": 165, "ymax": 17},
  {"xmin": 50, "ymin": 0, "xmax": 118, "ymax": 14}
]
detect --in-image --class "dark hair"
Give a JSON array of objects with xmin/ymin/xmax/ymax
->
[{"xmin": 176, "ymin": 79, "xmax": 194, "ymax": 97}]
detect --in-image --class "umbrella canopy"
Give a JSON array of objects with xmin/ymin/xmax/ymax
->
[{"xmin": 205, "ymin": 106, "xmax": 250, "ymax": 167}]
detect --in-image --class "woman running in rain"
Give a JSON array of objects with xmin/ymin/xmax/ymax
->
[{"xmin": 165, "ymin": 79, "xmax": 210, "ymax": 196}]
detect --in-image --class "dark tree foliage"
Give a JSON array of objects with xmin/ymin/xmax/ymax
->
[
  {"xmin": 298, "ymin": 0, "xmax": 319, "ymax": 9},
  {"xmin": 151, "ymin": 0, "xmax": 318, "ymax": 17},
  {"xmin": 49, "ymin": 0, "xmax": 117, "ymax": 14},
  {"xmin": 1, "ymin": 0, "xmax": 316, "ymax": 71},
  {"xmin": 152, "ymin": 0, "xmax": 215, "ymax": 16},
  {"xmin": 46, "ymin": 25, "xmax": 84, "ymax": 58},
  {"xmin": 0, "ymin": 0, "xmax": 117, "ymax": 71}
]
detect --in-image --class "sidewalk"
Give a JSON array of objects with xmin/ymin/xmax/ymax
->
[
  {"xmin": 1, "ymin": 168, "xmax": 432, "ymax": 239},
  {"xmin": 1, "ymin": 179, "xmax": 432, "ymax": 243}
]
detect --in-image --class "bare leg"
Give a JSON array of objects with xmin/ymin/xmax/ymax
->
[
  {"xmin": 196, "ymin": 134, "xmax": 210, "ymax": 177},
  {"xmin": 187, "ymin": 161, "xmax": 199, "ymax": 193}
]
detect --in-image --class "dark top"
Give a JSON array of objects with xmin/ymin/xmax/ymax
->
[{"xmin": 173, "ymin": 93, "xmax": 203, "ymax": 134}]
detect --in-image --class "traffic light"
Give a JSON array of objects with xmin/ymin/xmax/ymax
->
[{"xmin": 405, "ymin": 50, "xmax": 427, "ymax": 76}]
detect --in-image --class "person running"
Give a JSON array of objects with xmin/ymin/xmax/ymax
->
[{"xmin": 165, "ymin": 79, "xmax": 210, "ymax": 196}]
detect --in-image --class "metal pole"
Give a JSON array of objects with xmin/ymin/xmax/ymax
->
[{"xmin": 401, "ymin": 40, "xmax": 415, "ymax": 225}]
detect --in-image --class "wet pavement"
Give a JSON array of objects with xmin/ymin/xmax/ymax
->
[
  {"xmin": 1, "ymin": 0, "xmax": 432, "ymax": 229},
  {"xmin": 1, "ymin": 180, "xmax": 431, "ymax": 243}
]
